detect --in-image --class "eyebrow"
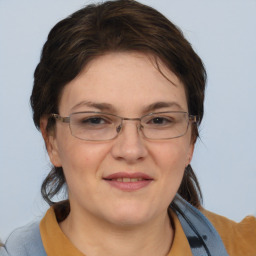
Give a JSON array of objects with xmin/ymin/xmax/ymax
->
[
  {"xmin": 70, "ymin": 101, "xmax": 184, "ymax": 114},
  {"xmin": 142, "ymin": 101, "xmax": 184, "ymax": 113},
  {"xmin": 70, "ymin": 101, "xmax": 115, "ymax": 112}
]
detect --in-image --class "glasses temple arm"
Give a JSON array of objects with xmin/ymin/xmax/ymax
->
[
  {"xmin": 189, "ymin": 115, "xmax": 200, "ymax": 123},
  {"xmin": 51, "ymin": 114, "xmax": 70, "ymax": 123}
]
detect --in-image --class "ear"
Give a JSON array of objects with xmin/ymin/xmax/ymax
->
[
  {"xmin": 40, "ymin": 116, "xmax": 62, "ymax": 167},
  {"xmin": 186, "ymin": 143, "xmax": 195, "ymax": 167}
]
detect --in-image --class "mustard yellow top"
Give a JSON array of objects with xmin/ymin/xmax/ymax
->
[{"xmin": 40, "ymin": 207, "xmax": 256, "ymax": 256}]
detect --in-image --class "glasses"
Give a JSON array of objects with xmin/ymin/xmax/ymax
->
[{"xmin": 51, "ymin": 111, "xmax": 198, "ymax": 141}]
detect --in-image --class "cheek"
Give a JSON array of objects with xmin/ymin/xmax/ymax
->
[
  {"xmin": 56, "ymin": 141, "xmax": 112, "ymax": 202},
  {"xmin": 145, "ymin": 140, "xmax": 191, "ymax": 208},
  {"xmin": 151, "ymin": 139, "xmax": 191, "ymax": 172},
  {"xmin": 56, "ymin": 136, "xmax": 112, "ymax": 180}
]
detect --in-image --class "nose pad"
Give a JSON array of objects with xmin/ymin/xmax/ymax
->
[
  {"xmin": 138, "ymin": 123, "xmax": 143, "ymax": 131},
  {"xmin": 116, "ymin": 122, "xmax": 143, "ymax": 136},
  {"xmin": 116, "ymin": 124, "xmax": 122, "ymax": 134},
  {"xmin": 137, "ymin": 123, "xmax": 143, "ymax": 135}
]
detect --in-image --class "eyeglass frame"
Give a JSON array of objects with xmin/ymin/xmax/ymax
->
[{"xmin": 50, "ymin": 111, "xmax": 199, "ymax": 141}]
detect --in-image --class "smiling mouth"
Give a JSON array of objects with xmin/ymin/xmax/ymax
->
[
  {"xmin": 103, "ymin": 172, "xmax": 153, "ymax": 181},
  {"xmin": 105, "ymin": 177, "xmax": 147, "ymax": 182},
  {"xmin": 103, "ymin": 172, "xmax": 153, "ymax": 191}
]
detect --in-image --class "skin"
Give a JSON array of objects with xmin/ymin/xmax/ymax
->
[{"xmin": 42, "ymin": 52, "xmax": 195, "ymax": 256}]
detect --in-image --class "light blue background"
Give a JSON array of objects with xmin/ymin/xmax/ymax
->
[{"xmin": 0, "ymin": 0, "xmax": 256, "ymax": 240}]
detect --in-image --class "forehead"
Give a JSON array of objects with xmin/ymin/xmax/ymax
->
[{"xmin": 59, "ymin": 52, "xmax": 188, "ymax": 115}]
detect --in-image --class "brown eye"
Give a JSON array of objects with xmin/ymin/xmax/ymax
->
[
  {"xmin": 73, "ymin": 114, "xmax": 113, "ymax": 127},
  {"xmin": 82, "ymin": 117, "xmax": 106, "ymax": 125},
  {"xmin": 151, "ymin": 117, "xmax": 169, "ymax": 124},
  {"xmin": 147, "ymin": 116, "xmax": 173, "ymax": 126}
]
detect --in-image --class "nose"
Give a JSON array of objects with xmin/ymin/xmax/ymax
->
[{"xmin": 111, "ymin": 121, "xmax": 148, "ymax": 163}]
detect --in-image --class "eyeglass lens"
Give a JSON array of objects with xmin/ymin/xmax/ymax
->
[{"xmin": 68, "ymin": 112, "xmax": 190, "ymax": 141}]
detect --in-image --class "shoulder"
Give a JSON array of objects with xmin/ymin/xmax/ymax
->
[
  {"xmin": 202, "ymin": 209, "xmax": 256, "ymax": 256},
  {"xmin": 3, "ymin": 221, "xmax": 46, "ymax": 256}
]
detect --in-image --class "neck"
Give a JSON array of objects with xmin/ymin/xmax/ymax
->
[{"xmin": 59, "ymin": 205, "xmax": 173, "ymax": 256}]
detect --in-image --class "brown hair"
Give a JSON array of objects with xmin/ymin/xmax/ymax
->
[{"xmin": 31, "ymin": 0, "xmax": 206, "ymax": 208}]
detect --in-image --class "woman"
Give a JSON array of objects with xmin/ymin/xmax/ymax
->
[{"xmin": 1, "ymin": 1, "xmax": 255, "ymax": 255}]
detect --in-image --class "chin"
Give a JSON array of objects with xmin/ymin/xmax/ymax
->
[
  {"xmin": 106, "ymin": 205, "xmax": 153, "ymax": 227},
  {"xmin": 110, "ymin": 215, "xmax": 149, "ymax": 227}
]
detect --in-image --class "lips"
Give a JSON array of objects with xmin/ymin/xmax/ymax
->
[
  {"xmin": 103, "ymin": 172, "xmax": 153, "ymax": 191},
  {"xmin": 104, "ymin": 172, "xmax": 153, "ymax": 180}
]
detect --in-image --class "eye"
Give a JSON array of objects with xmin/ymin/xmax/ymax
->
[
  {"xmin": 80, "ymin": 116, "xmax": 112, "ymax": 126},
  {"xmin": 145, "ymin": 116, "xmax": 174, "ymax": 127},
  {"xmin": 150, "ymin": 117, "xmax": 171, "ymax": 125},
  {"xmin": 71, "ymin": 113, "xmax": 115, "ymax": 128},
  {"xmin": 82, "ymin": 117, "xmax": 106, "ymax": 124}
]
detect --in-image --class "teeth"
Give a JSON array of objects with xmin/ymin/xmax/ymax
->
[
  {"xmin": 131, "ymin": 178, "xmax": 143, "ymax": 182},
  {"xmin": 114, "ymin": 178, "xmax": 143, "ymax": 182}
]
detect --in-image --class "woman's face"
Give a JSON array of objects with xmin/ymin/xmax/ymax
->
[{"xmin": 47, "ymin": 52, "xmax": 194, "ymax": 226}]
